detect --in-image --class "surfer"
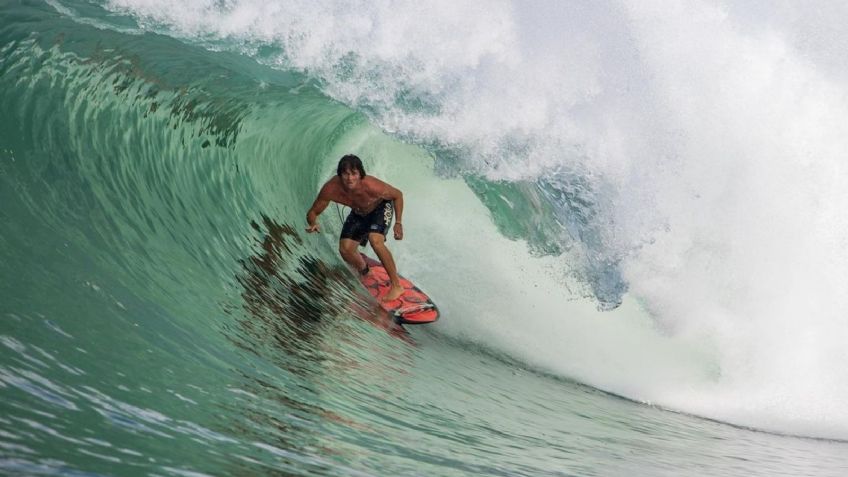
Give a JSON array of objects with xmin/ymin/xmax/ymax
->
[{"xmin": 305, "ymin": 154, "xmax": 406, "ymax": 302}]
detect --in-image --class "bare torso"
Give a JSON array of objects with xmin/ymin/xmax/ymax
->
[{"xmin": 324, "ymin": 176, "xmax": 387, "ymax": 214}]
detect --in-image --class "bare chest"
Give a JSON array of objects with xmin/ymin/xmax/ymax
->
[{"xmin": 333, "ymin": 185, "xmax": 381, "ymax": 214}]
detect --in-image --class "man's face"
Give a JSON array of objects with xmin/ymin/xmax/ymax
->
[{"xmin": 340, "ymin": 168, "xmax": 362, "ymax": 190}]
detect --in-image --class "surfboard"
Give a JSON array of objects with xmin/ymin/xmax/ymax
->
[{"xmin": 359, "ymin": 253, "xmax": 439, "ymax": 325}]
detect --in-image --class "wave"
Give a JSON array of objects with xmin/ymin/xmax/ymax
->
[{"xmin": 5, "ymin": 0, "xmax": 848, "ymax": 440}]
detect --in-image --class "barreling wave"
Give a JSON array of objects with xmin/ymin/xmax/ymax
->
[
  {"xmin": 0, "ymin": 3, "xmax": 399, "ymax": 400},
  {"xmin": 5, "ymin": 0, "xmax": 848, "ymax": 444}
]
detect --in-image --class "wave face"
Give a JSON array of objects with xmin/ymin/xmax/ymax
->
[{"xmin": 3, "ymin": 2, "xmax": 848, "ymax": 473}]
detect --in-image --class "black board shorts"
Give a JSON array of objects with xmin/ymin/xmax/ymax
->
[{"xmin": 340, "ymin": 200, "xmax": 394, "ymax": 246}]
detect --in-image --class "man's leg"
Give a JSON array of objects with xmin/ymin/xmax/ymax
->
[
  {"xmin": 368, "ymin": 233, "xmax": 404, "ymax": 301},
  {"xmin": 339, "ymin": 238, "xmax": 367, "ymax": 274}
]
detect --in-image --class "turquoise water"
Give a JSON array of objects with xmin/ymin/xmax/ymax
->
[{"xmin": 3, "ymin": 1, "xmax": 848, "ymax": 475}]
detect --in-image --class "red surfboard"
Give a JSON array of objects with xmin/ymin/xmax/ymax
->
[{"xmin": 359, "ymin": 253, "xmax": 439, "ymax": 325}]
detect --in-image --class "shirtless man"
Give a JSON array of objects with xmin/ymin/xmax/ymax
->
[{"xmin": 305, "ymin": 154, "xmax": 405, "ymax": 302}]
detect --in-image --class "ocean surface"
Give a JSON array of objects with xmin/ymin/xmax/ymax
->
[{"xmin": 3, "ymin": 1, "xmax": 848, "ymax": 475}]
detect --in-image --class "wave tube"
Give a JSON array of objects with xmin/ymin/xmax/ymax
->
[{"xmin": 47, "ymin": 0, "xmax": 848, "ymax": 439}]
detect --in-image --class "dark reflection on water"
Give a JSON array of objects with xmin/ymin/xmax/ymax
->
[
  {"xmin": 231, "ymin": 214, "xmax": 351, "ymax": 345},
  {"xmin": 212, "ymin": 215, "xmax": 414, "ymax": 475},
  {"xmin": 227, "ymin": 214, "xmax": 407, "ymax": 354}
]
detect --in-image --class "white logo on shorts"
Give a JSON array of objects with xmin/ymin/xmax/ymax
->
[{"xmin": 383, "ymin": 202, "xmax": 393, "ymax": 224}]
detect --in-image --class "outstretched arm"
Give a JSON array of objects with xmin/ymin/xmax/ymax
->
[{"xmin": 305, "ymin": 185, "xmax": 332, "ymax": 233}]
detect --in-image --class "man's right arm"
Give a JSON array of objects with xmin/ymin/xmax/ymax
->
[{"xmin": 305, "ymin": 184, "xmax": 332, "ymax": 233}]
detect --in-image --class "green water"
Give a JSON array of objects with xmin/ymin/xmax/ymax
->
[{"xmin": 3, "ymin": 2, "xmax": 848, "ymax": 476}]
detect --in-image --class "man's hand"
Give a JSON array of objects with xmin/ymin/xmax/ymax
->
[
  {"xmin": 306, "ymin": 192, "xmax": 330, "ymax": 235},
  {"xmin": 393, "ymin": 222, "xmax": 403, "ymax": 240}
]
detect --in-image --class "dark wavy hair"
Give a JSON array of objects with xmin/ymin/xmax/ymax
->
[{"xmin": 337, "ymin": 154, "xmax": 366, "ymax": 178}]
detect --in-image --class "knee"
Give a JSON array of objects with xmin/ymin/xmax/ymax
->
[
  {"xmin": 367, "ymin": 234, "xmax": 386, "ymax": 249},
  {"xmin": 339, "ymin": 244, "xmax": 356, "ymax": 260}
]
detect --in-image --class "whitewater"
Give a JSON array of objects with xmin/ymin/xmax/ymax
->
[{"xmin": 3, "ymin": 1, "xmax": 848, "ymax": 475}]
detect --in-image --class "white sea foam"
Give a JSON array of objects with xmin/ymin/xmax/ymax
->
[{"xmin": 102, "ymin": 0, "xmax": 848, "ymax": 439}]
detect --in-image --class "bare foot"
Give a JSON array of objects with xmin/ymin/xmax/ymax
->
[{"xmin": 382, "ymin": 284, "xmax": 404, "ymax": 302}]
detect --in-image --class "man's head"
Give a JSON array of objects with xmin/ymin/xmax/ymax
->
[
  {"xmin": 337, "ymin": 154, "xmax": 366, "ymax": 190},
  {"xmin": 337, "ymin": 154, "xmax": 366, "ymax": 178}
]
